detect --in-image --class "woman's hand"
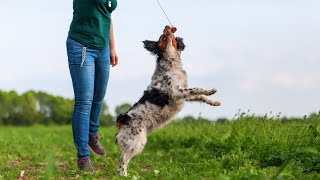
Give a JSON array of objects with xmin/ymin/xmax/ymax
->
[{"xmin": 110, "ymin": 49, "xmax": 118, "ymax": 67}]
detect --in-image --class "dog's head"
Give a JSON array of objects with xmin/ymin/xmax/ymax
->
[{"xmin": 143, "ymin": 26, "xmax": 185, "ymax": 60}]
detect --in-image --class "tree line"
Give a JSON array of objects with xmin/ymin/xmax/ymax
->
[
  {"xmin": 0, "ymin": 90, "xmax": 133, "ymax": 126},
  {"xmin": 1, "ymin": 90, "xmax": 318, "ymax": 126}
]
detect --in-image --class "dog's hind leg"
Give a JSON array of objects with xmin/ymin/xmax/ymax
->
[
  {"xmin": 117, "ymin": 131, "xmax": 147, "ymax": 176},
  {"xmin": 186, "ymin": 95, "xmax": 220, "ymax": 106}
]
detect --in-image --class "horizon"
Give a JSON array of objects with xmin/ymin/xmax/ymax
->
[{"xmin": 0, "ymin": 88, "xmax": 318, "ymax": 120}]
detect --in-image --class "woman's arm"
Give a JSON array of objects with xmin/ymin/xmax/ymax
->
[{"xmin": 110, "ymin": 19, "xmax": 118, "ymax": 67}]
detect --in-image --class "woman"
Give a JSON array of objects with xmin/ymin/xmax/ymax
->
[{"xmin": 66, "ymin": 0, "xmax": 118, "ymax": 171}]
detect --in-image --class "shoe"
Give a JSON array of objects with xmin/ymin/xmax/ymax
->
[
  {"xmin": 88, "ymin": 134, "xmax": 106, "ymax": 156},
  {"xmin": 77, "ymin": 157, "xmax": 94, "ymax": 171}
]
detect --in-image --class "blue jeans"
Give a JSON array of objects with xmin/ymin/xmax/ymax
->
[{"xmin": 66, "ymin": 37, "xmax": 110, "ymax": 158}]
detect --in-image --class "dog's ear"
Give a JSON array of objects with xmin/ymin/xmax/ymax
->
[
  {"xmin": 142, "ymin": 40, "xmax": 158, "ymax": 55},
  {"xmin": 175, "ymin": 37, "xmax": 185, "ymax": 51}
]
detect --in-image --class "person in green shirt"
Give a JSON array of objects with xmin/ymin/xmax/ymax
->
[{"xmin": 66, "ymin": 0, "xmax": 118, "ymax": 171}]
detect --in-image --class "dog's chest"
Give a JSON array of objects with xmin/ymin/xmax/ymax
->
[
  {"xmin": 150, "ymin": 60, "xmax": 188, "ymax": 93},
  {"xmin": 168, "ymin": 70, "xmax": 187, "ymax": 89}
]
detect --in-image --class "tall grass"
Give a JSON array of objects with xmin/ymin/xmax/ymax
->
[{"xmin": 0, "ymin": 114, "xmax": 319, "ymax": 179}]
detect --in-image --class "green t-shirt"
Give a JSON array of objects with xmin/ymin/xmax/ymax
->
[{"xmin": 68, "ymin": 0, "xmax": 117, "ymax": 49}]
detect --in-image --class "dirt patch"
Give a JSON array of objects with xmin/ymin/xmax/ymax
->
[{"xmin": 5, "ymin": 159, "xmax": 21, "ymax": 168}]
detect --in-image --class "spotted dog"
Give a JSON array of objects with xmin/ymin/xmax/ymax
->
[{"xmin": 115, "ymin": 26, "xmax": 220, "ymax": 176}]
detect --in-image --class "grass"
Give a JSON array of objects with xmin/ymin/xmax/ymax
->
[{"xmin": 0, "ymin": 115, "xmax": 320, "ymax": 179}]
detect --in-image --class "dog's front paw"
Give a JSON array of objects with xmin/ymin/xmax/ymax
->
[
  {"xmin": 205, "ymin": 88, "xmax": 217, "ymax": 96},
  {"xmin": 212, "ymin": 101, "xmax": 221, "ymax": 106},
  {"xmin": 207, "ymin": 100, "xmax": 220, "ymax": 106}
]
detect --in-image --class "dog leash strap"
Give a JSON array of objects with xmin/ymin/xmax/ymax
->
[{"xmin": 156, "ymin": 0, "xmax": 173, "ymax": 27}]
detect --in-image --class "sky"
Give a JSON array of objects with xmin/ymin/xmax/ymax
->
[{"xmin": 0, "ymin": 0, "xmax": 319, "ymax": 119}]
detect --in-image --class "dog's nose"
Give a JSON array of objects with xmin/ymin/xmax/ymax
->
[{"xmin": 163, "ymin": 25, "xmax": 171, "ymax": 33}]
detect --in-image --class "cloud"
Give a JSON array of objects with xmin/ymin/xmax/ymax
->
[
  {"xmin": 236, "ymin": 70, "xmax": 320, "ymax": 93},
  {"xmin": 271, "ymin": 72, "xmax": 318, "ymax": 89}
]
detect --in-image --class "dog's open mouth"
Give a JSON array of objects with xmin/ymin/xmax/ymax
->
[{"xmin": 158, "ymin": 26, "xmax": 178, "ymax": 51}]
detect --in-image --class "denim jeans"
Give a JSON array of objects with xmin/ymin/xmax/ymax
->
[{"xmin": 66, "ymin": 37, "xmax": 110, "ymax": 158}]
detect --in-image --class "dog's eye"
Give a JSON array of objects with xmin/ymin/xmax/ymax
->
[{"xmin": 162, "ymin": 36, "xmax": 166, "ymax": 41}]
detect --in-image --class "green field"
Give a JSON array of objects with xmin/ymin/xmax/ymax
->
[{"xmin": 0, "ymin": 115, "xmax": 320, "ymax": 179}]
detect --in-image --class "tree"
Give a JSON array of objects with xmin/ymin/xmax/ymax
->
[
  {"xmin": 115, "ymin": 103, "xmax": 132, "ymax": 117},
  {"xmin": 100, "ymin": 113, "xmax": 114, "ymax": 126},
  {"xmin": 50, "ymin": 96, "xmax": 73, "ymax": 125},
  {"xmin": 18, "ymin": 91, "xmax": 39, "ymax": 125},
  {"xmin": 183, "ymin": 115, "xmax": 197, "ymax": 122},
  {"xmin": 3, "ymin": 91, "xmax": 19, "ymax": 125},
  {"xmin": 0, "ymin": 90, "xmax": 7, "ymax": 125}
]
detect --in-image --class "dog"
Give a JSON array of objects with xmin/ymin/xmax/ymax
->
[{"xmin": 115, "ymin": 26, "xmax": 220, "ymax": 176}]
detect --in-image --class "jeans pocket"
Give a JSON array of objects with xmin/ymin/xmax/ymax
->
[
  {"xmin": 67, "ymin": 37, "xmax": 87, "ymax": 67},
  {"xmin": 66, "ymin": 37, "xmax": 84, "ymax": 48}
]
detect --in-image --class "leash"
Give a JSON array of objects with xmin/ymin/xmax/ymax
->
[{"xmin": 156, "ymin": 0, "xmax": 173, "ymax": 27}]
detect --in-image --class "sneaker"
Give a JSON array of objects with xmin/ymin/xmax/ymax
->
[
  {"xmin": 88, "ymin": 134, "xmax": 106, "ymax": 156},
  {"xmin": 77, "ymin": 157, "xmax": 94, "ymax": 171}
]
